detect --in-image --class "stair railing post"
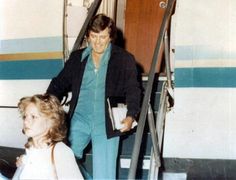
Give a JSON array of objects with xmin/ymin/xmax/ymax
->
[
  {"xmin": 164, "ymin": 31, "xmax": 172, "ymax": 89},
  {"xmin": 147, "ymin": 104, "xmax": 161, "ymax": 167},
  {"xmin": 147, "ymin": 104, "xmax": 161, "ymax": 180}
]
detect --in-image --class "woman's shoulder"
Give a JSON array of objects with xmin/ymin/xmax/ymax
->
[
  {"xmin": 55, "ymin": 142, "xmax": 71, "ymax": 150},
  {"xmin": 54, "ymin": 142, "xmax": 74, "ymax": 154}
]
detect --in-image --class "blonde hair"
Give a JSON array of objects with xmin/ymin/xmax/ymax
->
[{"xmin": 18, "ymin": 94, "xmax": 67, "ymax": 148}]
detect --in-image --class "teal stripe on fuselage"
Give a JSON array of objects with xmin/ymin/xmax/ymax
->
[
  {"xmin": 0, "ymin": 37, "xmax": 62, "ymax": 53},
  {"xmin": 0, "ymin": 59, "xmax": 63, "ymax": 79},
  {"xmin": 175, "ymin": 67, "xmax": 236, "ymax": 87}
]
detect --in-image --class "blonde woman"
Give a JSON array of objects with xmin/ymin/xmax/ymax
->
[{"xmin": 13, "ymin": 94, "xmax": 83, "ymax": 180}]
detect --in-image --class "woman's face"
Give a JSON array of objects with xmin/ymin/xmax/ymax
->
[
  {"xmin": 88, "ymin": 27, "xmax": 111, "ymax": 54},
  {"xmin": 23, "ymin": 103, "xmax": 49, "ymax": 140}
]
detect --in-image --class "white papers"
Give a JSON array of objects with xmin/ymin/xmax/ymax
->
[
  {"xmin": 112, "ymin": 106, "xmax": 127, "ymax": 129},
  {"xmin": 112, "ymin": 107, "xmax": 138, "ymax": 130},
  {"xmin": 107, "ymin": 98, "xmax": 138, "ymax": 130}
]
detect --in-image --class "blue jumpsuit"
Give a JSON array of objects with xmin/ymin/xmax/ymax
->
[{"xmin": 69, "ymin": 44, "xmax": 119, "ymax": 179}]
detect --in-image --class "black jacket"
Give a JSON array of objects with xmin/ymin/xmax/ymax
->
[{"xmin": 47, "ymin": 44, "xmax": 141, "ymax": 138}]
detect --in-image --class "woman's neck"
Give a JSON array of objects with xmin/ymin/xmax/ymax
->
[
  {"xmin": 32, "ymin": 135, "xmax": 50, "ymax": 148},
  {"xmin": 32, "ymin": 141, "xmax": 49, "ymax": 148}
]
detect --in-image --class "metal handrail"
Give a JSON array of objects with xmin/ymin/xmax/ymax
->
[
  {"xmin": 128, "ymin": 0, "xmax": 176, "ymax": 179},
  {"xmin": 62, "ymin": 0, "xmax": 69, "ymax": 61},
  {"xmin": 156, "ymin": 82, "xmax": 169, "ymax": 148},
  {"xmin": 148, "ymin": 80, "xmax": 169, "ymax": 179},
  {"xmin": 164, "ymin": 31, "xmax": 172, "ymax": 89},
  {"xmin": 147, "ymin": 103, "xmax": 161, "ymax": 167}
]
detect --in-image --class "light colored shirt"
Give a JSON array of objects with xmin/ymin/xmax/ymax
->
[{"xmin": 14, "ymin": 142, "xmax": 83, "ymax": 180}]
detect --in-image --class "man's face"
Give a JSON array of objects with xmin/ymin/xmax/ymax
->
[{"xmin": 88, "ymin": 27, "xmax": 111, "ymax": 54}]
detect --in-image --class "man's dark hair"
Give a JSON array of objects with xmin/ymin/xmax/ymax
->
[{"xmin": 86, "ymin": 14, "xmax": 117, "ymax": 40}]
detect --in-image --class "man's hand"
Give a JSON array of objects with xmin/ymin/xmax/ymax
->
[{"xmin": 120, "ymin": 116, "xmax": 134, "ymax": 133}]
